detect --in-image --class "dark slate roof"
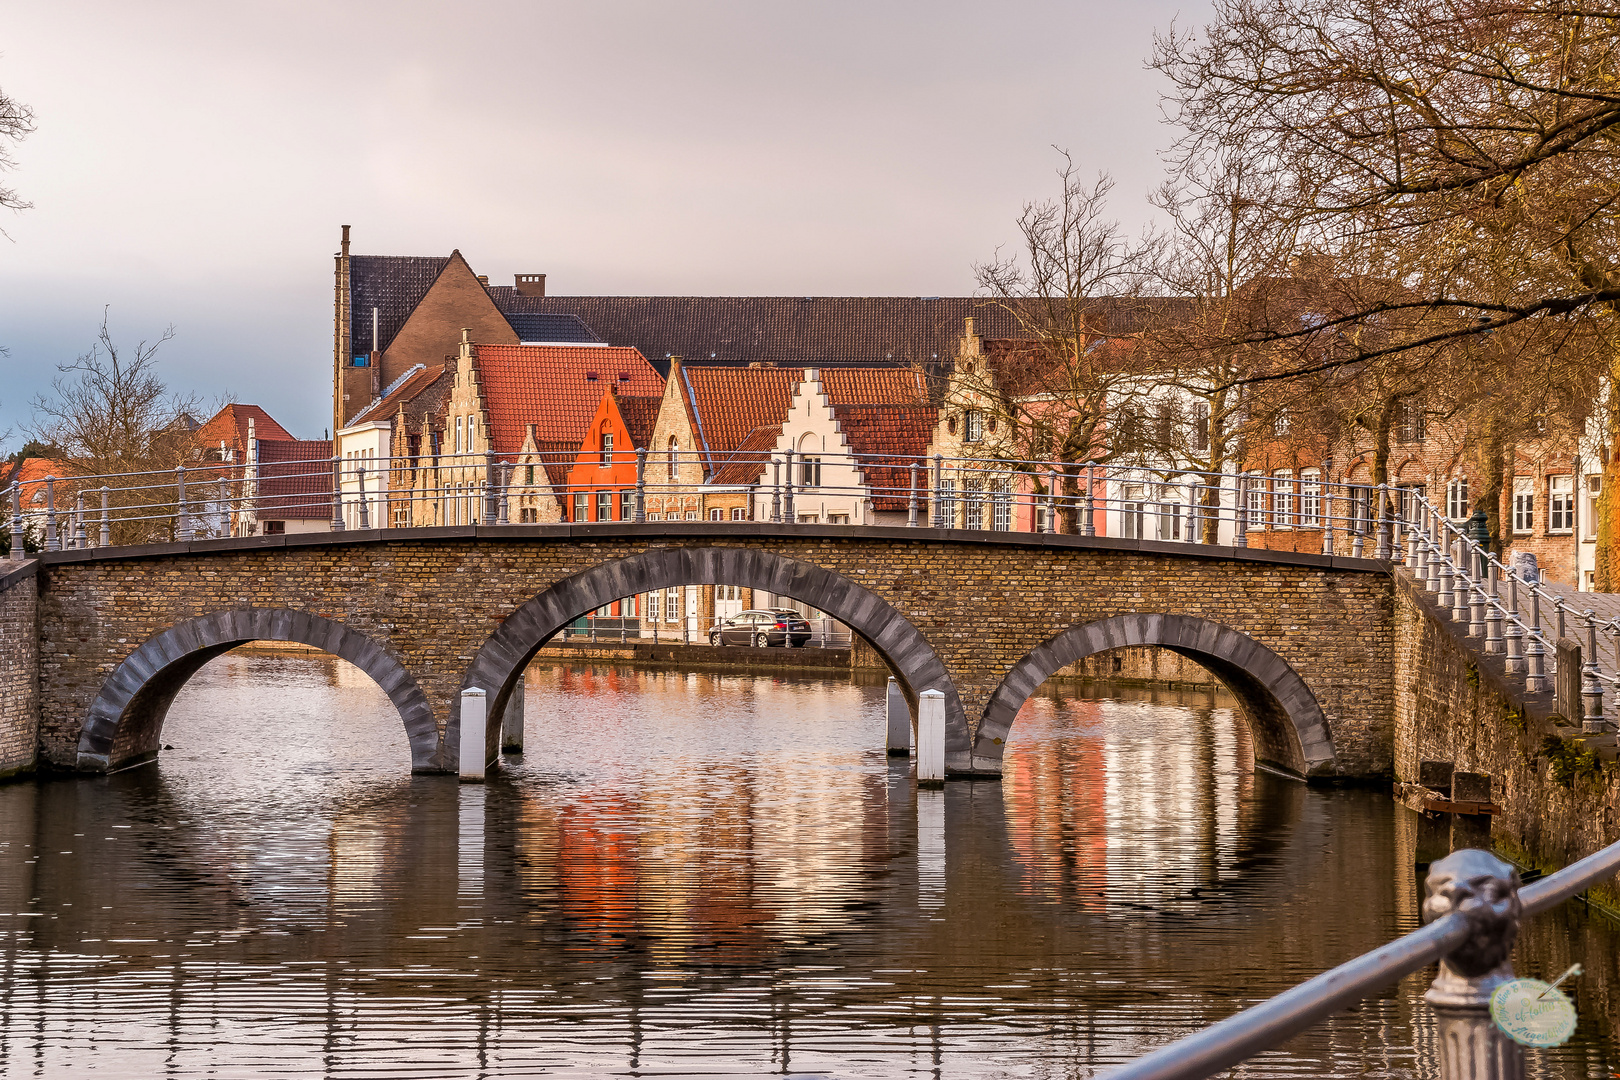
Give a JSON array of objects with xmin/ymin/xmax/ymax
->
[
  {"xmin": 504, "ymin": 311, "xmax": 603, "ymax": 344},
  {"xmin": 348, "ymin": 255, "xmax": 450, "ymax": 360}
]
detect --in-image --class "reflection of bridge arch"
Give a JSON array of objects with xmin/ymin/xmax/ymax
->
[
  {"xmin": 972, "ymin": 613, "xmax": 1336, "ymax": 779},
  {"xmin": 76, "ymin": 608, "xmax": 438, "ymax": 772},
  {"xmin": 458, "ymin": 547, "xmax": 964, "ymax": 771}
]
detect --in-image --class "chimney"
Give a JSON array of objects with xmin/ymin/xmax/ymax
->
[
  {"xmin": 476, "ymin": 275, "xmax": 489, "ymax": 286},
  {"xmin": 515, "ymin": 273, "xmax": 547, "ymax": 297},
  {"xmin": 340, "ymin": 224, "xmax": 350, "ymax": 258}
]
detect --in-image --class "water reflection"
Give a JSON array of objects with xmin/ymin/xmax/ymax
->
[{"xmin": 0, "ymin": 653, "xmax": 1613, "ymax": 1077}]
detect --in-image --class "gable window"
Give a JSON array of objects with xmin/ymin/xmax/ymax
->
[
  {"xmin": 964, "ymin": 410, "xmax": 985, "ymax": 443},
  {"xmin": 1273, "ymin": 409, "xmax": 1291, "ymax": 437},
  {"xmin": 455, "ymin": 416, "xmax": 463, "ymax": 454},
  {"xmin": 466, "ymin": 414, "xmax": 477, "ymax": 451},
  {"xmin": 1548, "ymin": 475, "xmax": 1574, "ymax": 533},
  {"xmin": 525, "ymin": 464, "xmax": 535, "ymax": 486},
  {"xmin": 601, "ymin": 431, "xmax": 614, "ymax": 466},
  {"xmin": 800, "ymin": 456, "xmax": 822, "ymax": 488},
  {"xmin": 668, "ymin": 437, "xmax": 679, "ymax": 481},
  {"xmin": 1447, "ymin": 477, "xmax": 1469, "ymax": 520},
  {"xmin": 1512, "ymin": 477, "xmax": 1534, "ymax": 534}
]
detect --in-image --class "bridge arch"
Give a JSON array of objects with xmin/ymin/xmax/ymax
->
[
  {"xmin": 459, "ymin": 546, "xmax": 965, "ymax": 771},
  {"xmin": 972, "ymin": 613, "xmax": 1336, "ymax": 779},
  {"xmin": 76, "ymin": 608, "xmax": 439, "ymax": 773}
]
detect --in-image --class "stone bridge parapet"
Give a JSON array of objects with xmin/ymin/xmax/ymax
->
[{"xmin": 24, "ymin": 522, "xmax": 1396, "ymax": 780}]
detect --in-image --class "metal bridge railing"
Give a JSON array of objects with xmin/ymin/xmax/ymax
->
[{"xmin": 1107, "ymin": 838, "xmax": 1620, "ymax": 1080}]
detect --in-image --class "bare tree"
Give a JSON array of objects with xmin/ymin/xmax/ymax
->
[
  {"xmin": 0, "ymin": 82, "xmax": 34, "ymax": 221},
  {"xmin": 968, "ymin": 152, "xmax": 1157, "ymax": 530},
  {"xmin": 28, "ymin": 311, "xmax": 201, "ymax": 543}
]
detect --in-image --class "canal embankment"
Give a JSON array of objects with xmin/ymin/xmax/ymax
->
[
  {"xmin": 0, "ymin": 560, "xmax": 38, "ymax": 780},
  {"xmin": 1393, "ymin": 569, "xmax": 1620, "ymax": 909}
]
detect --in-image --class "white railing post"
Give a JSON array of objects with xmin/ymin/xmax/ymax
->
[
  {"xmin": 1504, "ymin": 570, "xmax": 1525, "ymax": 674},
  {"xmin": 635, "ymin": 446, "xmax": 647, "ymax": 523},
  {"xmin": 1582, "ymin": 612, "xmax": 1607, "ymax": 733},
  {"xmin": 98, "ymin": 486, "xmax": 110, "ymax": 548},
  {"xmin": 1452, "ymin": 536, "xmax": 1473, "ymax": 624},
  {"xmin": 1484, "ymin": 562, "xmax": 1504, "ymax": 652},
  {"xmin": 43, "ymin": 476, "xmax": 59, "ymax": 552},
  {"xmin": 1526, "ymin": 589, "xmax": 1548, "ymax": 693},
  {"xmin": 1438, "ymin": 530, "xmax": 1456, "ymax": 612},
  {"xmin": 176, "ymin": 466, "xmax": 193, "ymax": 542},
  {"xmin": 908, "ymin": 462, "xmax": 919, "ymax": 527},
  {"xmin": 356, "ymin": 464, "xmax": 370, "ymax": 529},
  {"xmin": 8, "ymin": 482, "xmax": 22, "ymax": 559},
  {"xmin": 886, "ymin": 677, "xmax": 909, "ymax": 757},
  {"xmin": 1374, "ymin": 483, "xmax": 1391, "ymax": 559},
  {"xmin": 783, "ymin": 449, "xmax": 796, "ymax": 522},
  {"xmin": 72, "ymin": 493, "xmax": 86, "ymax": 549},
  {"xmin": 1083, "ymin": 463, "xmax": 1096, "ymax": 536},
  {"xmin": 330, "ymin": 457, "xmax": 345, "ymax": 532},
  {"xmin": 459, "ymin": 687, "xmax": 488, "ymax": 782},
  {"xmin": 916, "ymin": 689, "xmax": 944, "ymax": 786}
]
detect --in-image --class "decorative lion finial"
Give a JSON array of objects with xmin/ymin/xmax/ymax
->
[{"xmin": 1422, "ymin": 849, "xmax": 1522, "ymax": 1006}]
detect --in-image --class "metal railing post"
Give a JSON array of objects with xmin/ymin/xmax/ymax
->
[
  {"xmin": 1046, "ymin": 469, "xmax": 1058, "ymax": 534},
  {"xmin": 1554, "ymin": 596, "xmax": 1567, "ymax": 640},
  {"xmin": 636, "ymin": 447, "xmax": 647, "ymax": 523},
  {"xmin": 44, "ymin": 476, "xmax": 59, "ymax": 552},
  {"xmin": 497, "ymin": 465, "xmax": 510, "ymax": 525},
  {"xmin": 9, "ymin": 482, "xmax": 23, "ymax": 559},
  {"xmin": 176, "ymin": 466, "xmax": 193, "ymax": 542},
  {"xmin": 1374, "ymin": 483, "xmax": 1391, "ymax": 559},
  {"xmin": 771, "ymin": 459, "xmax": 781, "ymax": 523},
  {"xmin": 1422, "ymin": 850, "xmax": 1526, "ymax": 1080},
  {"xmin": 1427, "ymin": 514, "xmax": 1443, "ymax": 591},
  {"xmin": 1484, "ymin": 562, "xmax": 1504, "ymax": 652},
  {"xmin": 1083, "ymin": 462, "xmax": 1096, "ymax": 536},
  {"xmin": 1582, "ymin": 611, "xmax": 1607, "ymax": 733},
  {"xmin": 1234, "ymin": 472, "xmax": 1248, "ymax": 548},
  {"xmin": 72, "ymin": 493, "xmax": 86, "ymax": 549},
  {"xmin": 1320, "ymin": 469, "xmax": 1333, "ymax": 556},
  {"xmin": 783, "ymin": 449, "xmax": 795, "ymax": 522},
  {"xmin": 1504, "ymin": 571, "xmax": 1525, "ymax": 674},
  {"xmin": 908, "ymin": 462, "xmax": 919, "ymax": 527},
  {"xmin": 217, "ymin": 475, "xmax": 230, "ymax": 537},
  {"xmin": 1438, "ymin": 531, "xmax": 1456, "ymax": 612},
  {"xmin": 1453, "ymin": 535, "xmax": 1473, "ymax": 624},
  {"xmin": 331, "ymin": 458, "xmax": 345, "ymax": 532},
  {"xmin": 98, "ymin": 486, "xmax": 110, "ymax": 548},
  {"xmin": 356, "ymin": 465, "xmax": 370, "ymax": 530},
  {"xmin": 932, "ymin": 454, "xmax": 943, "ymax": 527},
  {"xmin": 1469, "ymin": 556, "xmax": 1488, "ymax": 638},
  {"xmin": 1526, "ymin": 588, "xmax": 1548, "ymax": 693}
]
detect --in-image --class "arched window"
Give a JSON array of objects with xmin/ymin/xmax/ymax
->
[{"xmin": 668, "ymin": 437, "xmax": 679, "ymax": 481}]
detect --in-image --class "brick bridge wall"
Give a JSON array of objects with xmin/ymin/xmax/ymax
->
[
  {"xmin": 30, "ymin": 523, "xmax": 1395, "ymax": 780},
  {"xmin": 1393, "ymin": 572, "xmax": 1620, "ymax": 905},
  {"xmin": 0, "ymin": 562, "xmax": 40, "ymax": 779}
]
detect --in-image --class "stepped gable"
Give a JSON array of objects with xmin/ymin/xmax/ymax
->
[
  {"xmin": 470, "ymin": 344, "xmax": 663, "ymax": 458},
  {"xmin": 347, "ymin": 255, "xmax": 450, "ymax": 360},
  {"xmin": 679, "ymin": 364, "xmax": 928, "ymax": 473}
]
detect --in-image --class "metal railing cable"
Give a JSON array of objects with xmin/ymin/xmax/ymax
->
[{"xmin": 1106, "ymin": 837, "xmax": 1620, "ymax": 1080}]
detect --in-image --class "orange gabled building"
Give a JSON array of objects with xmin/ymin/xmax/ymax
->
[{"xmin": 564, "ymin": 387, "xmax": 663, "ymax": 524}]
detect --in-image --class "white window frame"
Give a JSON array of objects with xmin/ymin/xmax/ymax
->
[
  {"xmin": 1512, "ymin": 477, "xmax": 1534, "ymax": 535},
  {"xmin": 1272, "ymin": 470, "xmax": 1294, "ymax": 529},
  {"xmin": 1548, "ymin": 475, "xmax": 1574, "ymax": 534},
  {"xmin": 1299, "ymin": 469, "xmax": 1321, "ymax": 527},
  {"xmin": 1447, "ymin": 477, "xmax": 1469, "ymax": 520},
  {"xmin": 963, "ymin": 409, "xmax": 985, "ymax": 443},
  {"xmin": 1585, "ymin": 474, "xmax": 1602, "ymax": 539}
]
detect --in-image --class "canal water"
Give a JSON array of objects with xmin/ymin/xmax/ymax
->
[{"xmin": 0, "ymin": 652, "xmax": 1615, "ymax": 1078}]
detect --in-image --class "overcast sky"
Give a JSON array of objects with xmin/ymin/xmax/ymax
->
[{"xmin": 0, "ymin": 1, "xmax": 1209, "ymax": 444}]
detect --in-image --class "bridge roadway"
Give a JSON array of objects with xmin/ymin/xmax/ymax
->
[{"xmin": 29, "ymin": 521, "xmax": 1395, "ymax": 780}]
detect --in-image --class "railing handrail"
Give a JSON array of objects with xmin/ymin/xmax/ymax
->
[{"xmin": 1108, "ymin": 836, "xmax": 1620, "ymax": 1079}]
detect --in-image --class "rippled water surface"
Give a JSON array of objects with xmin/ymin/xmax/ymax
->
[{"xmin": 0, "ymin": 651, "xmax": 1615, "ymax": 1078}]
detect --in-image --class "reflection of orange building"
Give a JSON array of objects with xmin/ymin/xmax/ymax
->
[{"xmin": 1005, "ymin": 695, "xmax": 1110, "ymax": 910}]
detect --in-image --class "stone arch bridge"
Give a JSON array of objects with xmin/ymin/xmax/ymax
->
[{"xmin": 24, "ymin": 523, "xmax": 1394, "ymax": 781}]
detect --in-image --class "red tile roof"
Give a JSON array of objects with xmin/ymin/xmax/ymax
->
[
  {"xmin": 5, "ymin": 458, "xmax": 79, "ymax": 507},
  {"xmin": 678, "ymin": 364, "xmax": 927, "ymax": 473},
  {"xmin": 472, "ymin": 345, "xmax": 664, "ymax": 458},
  {"xmin": 195, "ymin": 404, "xmax": 295, "ymax": 461},
  {"xmin": 834, "ymin": 404, "xmax": 938, "ymax": 510},
  {"xmin": 257, "ymin": 440, "xmax": 334, "ymax": 520},
  {"xmin": 613, "ymin": 393, "xmax": 663, "ymax": 449},
  {"xmin": 708, "ymin": 424, "xmax": 784, "ymax": 487}
]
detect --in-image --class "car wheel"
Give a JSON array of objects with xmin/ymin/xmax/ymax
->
[
  {"xmin": 709, "ymin": 631, "xmax": 722, "ymax": 646},
  {"xmin": 754, "ymin": 632, "xmax": 770, "ymax": 648}
]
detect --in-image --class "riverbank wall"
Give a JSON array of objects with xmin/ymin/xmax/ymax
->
[
  {"xmin": 0, "ymin": 561, "xmax": 39, "ymax": 780},
  {"xmin": 1392, "ymin": 570, "xmax": 1620, "ymax": 909}
]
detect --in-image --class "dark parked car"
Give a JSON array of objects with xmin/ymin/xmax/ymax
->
[{"xmin": 709, "ymin": 608, "xmax": 813, "ymax": 647}]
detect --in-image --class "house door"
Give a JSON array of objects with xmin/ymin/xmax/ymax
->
[
  {"xmin": 715, "ymin": 584, "xmax": 744, "ymax": 621},
  {"xmin": 685, "ymin": 586, "xmax": 700, "ymax": 633}
]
